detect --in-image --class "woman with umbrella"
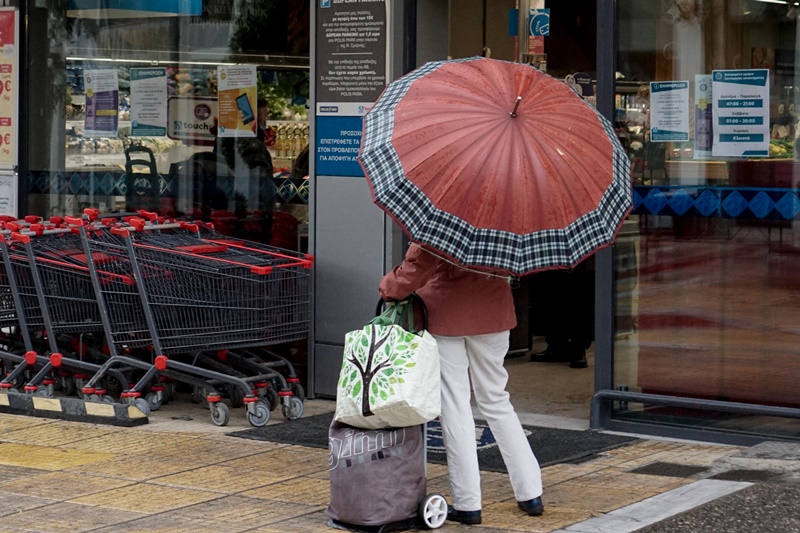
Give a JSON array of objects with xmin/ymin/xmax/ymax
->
[
  {"xmin": 363, "ymin": 57, "xmax": 632, "ymax": 523},
  {"xmin": 379, "ymin": 245, "xmax": 544, "ymax": 524}
]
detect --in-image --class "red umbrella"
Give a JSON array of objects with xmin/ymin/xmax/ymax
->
[{"xmin": 358, "ymin": 57, "xmax": 632, "ymax": 276}]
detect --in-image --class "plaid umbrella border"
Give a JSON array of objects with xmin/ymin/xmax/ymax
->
[{"xmin": 359, "ymin": 57, "xmax": 632, "ymax": 275}]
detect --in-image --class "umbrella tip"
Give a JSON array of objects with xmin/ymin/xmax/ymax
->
[{"xmin": 510, "ymin": 96, "xmax": 522, "ymax": 118}]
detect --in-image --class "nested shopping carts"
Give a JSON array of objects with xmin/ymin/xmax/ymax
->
[{"xmin": 0, "ymin": 211, "xmax": 314, "ymax": 427}]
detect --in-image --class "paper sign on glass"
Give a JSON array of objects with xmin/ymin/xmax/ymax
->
[{"xmin": 217, "ymin": 64, "xmax": 258, "ymax": 138}]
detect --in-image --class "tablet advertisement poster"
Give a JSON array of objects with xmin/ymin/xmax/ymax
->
[{"xmin": 217, "ymin": 64, "xmax": 257, "ymax": 138}]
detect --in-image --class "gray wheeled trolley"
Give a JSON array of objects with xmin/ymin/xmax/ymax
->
[{"xmin": 326, "ymin": 296, "xmax": 447, "ymax": 532}]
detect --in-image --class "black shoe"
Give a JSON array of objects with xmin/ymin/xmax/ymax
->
[
  {"xmin": 529, "ymin": 346, "xmax": 572, "ymax": 363},
  {"xmin": 447, "ymin": 506, "xmax": 482, "ymax": 525},
  {"xmin": 517, "ymin": 496, "xmax": 544, "ymax": 516},
  {"xmin": 569, "ymin": 350, "xmax": 588, "ymax": 369}
]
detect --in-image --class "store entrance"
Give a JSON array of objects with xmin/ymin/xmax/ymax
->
[{"xmin": 442, "ymin": 0, "xmax": 600, "ymax": 424}]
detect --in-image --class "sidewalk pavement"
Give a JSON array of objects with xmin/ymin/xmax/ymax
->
[{"xmin": 0, "ymin": 397, "xmax": 794, "ymax": 533}]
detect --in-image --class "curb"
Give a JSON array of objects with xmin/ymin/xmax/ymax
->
[{"xmin": 0, "ymin": 392, "xmax": 149, "ymax": 427}]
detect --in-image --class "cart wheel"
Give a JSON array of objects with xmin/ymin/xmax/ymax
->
[
  {"xmin": 165, "ymin": 382, "xmax": 177, "ymax": 403},
  {"xmin": 209, "ymin": 402, "xmax": 230, "ymax": 426},
  {"xmin": 61, "ymin": 376, "xmax": 76, "ymax": 396},
  {"xmin": 290, "ymin": 383, "xmax": 305, "ymax": 402},
  {"xmin": 265, "ymin": 388, "xmax": 279, "ymax": 411},
  {"xmin": 193, "ymin": 386, "xmax": 210, "ymax": 409},
  {"xmin": 246, "ymin": 399, "xmax": 271, "ymax": 427},
  {"xmin": 418, "ymin": 493, "xmax": 448, "ymax": 529},
  {"xmin": 101, "ymin": 395, "xmax": 115, "ymax": 404},
  {"xmin": 74, "ymin": 378, "xmax": 85, "ymax": 399},
  {"xmin": 133, "ymin": 397, "xmax": 150, "ymax": 416},
  {"xmin": 228, "ymin": 385, "xmax": 245, "ymax": 408},
  {"xmin": 281, "ymin": 396, "xmax": 304, "ymax": 420},
  {"xmin": 145, "ymin": 392, "xmax": 162, "ymax": 412}
]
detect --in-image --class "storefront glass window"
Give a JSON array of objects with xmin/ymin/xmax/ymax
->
[
  {"xmin": 615, "ymin": 0, "xmax": 800, "ymax": 439},
  {"xmin": 25, "ymin": 0, "xmax": 310, "ymax": 249}
]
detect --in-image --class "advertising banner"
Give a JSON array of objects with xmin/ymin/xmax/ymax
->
[
  {"xmin": 0, "ymin": 9, "xmax": 18, "ymax": 169},
  {"xmin": 216, "ymin": 64, "xmax": 257, "ymax": 139},
  {"xmin": 130, "ymin": 67, "xmax": 168, "ymax": 137},
  {"xmin": 167, "ymin": 95, "xmax": 217, "ymax": 144},
  {"xmin": 84, "ymin": 69, "xmax": 120, "ymax": 138},
  {"xmin": 712, "ymin": 69, "xmax": 769, "ymax": 158}
]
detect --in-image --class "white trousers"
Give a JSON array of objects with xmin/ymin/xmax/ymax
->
[{"xmin": 434, "ymin": 331, "xmax": 543, "ymax": 512}]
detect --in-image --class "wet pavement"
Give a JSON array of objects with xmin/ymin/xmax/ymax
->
[{"xmin": 0, "ymin": 396, "xmax": 781, "ymax": 533}]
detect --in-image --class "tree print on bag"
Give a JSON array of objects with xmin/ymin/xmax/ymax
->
[{"xmin": 339, "ymin": 324, "xmax": 419, "ymax": 418}]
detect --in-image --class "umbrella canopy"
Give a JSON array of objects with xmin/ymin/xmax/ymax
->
[{"xmin": 358, "ymin": 56, "xmax": 632, "ymax": 277}]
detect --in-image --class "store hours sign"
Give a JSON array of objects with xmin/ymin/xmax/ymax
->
[
  {"xmin": 315, "ymin": 0, "xmax": 388, "ymax": 176},
  {"xmin": 712, "ymin": 69, "xmax": 769, "ymax": 158}
]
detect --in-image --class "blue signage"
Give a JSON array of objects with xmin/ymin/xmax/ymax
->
[
  {"xmin": 67, "ymin": 0, "xmax": 202, "ymax": 15},
  {"xmin": 529, "ymin": 9, "xmax": 550, "ymax": 37},
  {"xmin": 316, "ymin": 116, "xmax": 364, "ymax": 177}
]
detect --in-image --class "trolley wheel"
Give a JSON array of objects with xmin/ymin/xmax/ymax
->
[
  {"xmin": 228, "ymin": 385, "xmax": 245, "ymax": 408},
  {"xmin": 281, "ymin": 396, "xmax": 304, "ymax": 420},
  {"xmin": 209, "ymin": 402, "xmax": 230, "ymax": 426},
  {"xmin": 101, "ymin": 395, "xmax": 115, "ymax": 404},
  {"xmin": 418, "ymin": 493, "xmax": 448, "ymax": 529},
  {"xmin": 164, "ymin": 382, "xmax": 177, "ymax": 403},
  {"xmin": 74, "ymin": 378, "xmax": 85, "ymax": 399},
  {"xmin": 193, "ymin": 386, "xmax": 210, "ymax": 409},
  {"xmin": 265, "ymin": 388, "xmax": 279, "ymax": 411},
  {"xmin": 246, "ymin": 399, "xmax": 271, "ymax": 427},
  {"xmin": 133, "ymin": 397, "xmax": 150, "ymax": 416},
  {"xmin": 290, "ymin": 383, "xmax": 306, "ymax": 402},
  {"xmin": 145, "ymin": 392, "xmax": 162, "ymax": 412},
  {"xmin": 61, "ymin": 376, "xmax": 76, "ymax": 396}
]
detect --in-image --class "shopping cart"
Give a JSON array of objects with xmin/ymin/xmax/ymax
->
[
  {"xmin": 101, "ymin": 217, "xmax": 310, "ymax": 401},
  {"xmin": 0, "ymin": 226, "xmax": 131, "ymax": 397},
  {"xmin": 68, "ymin": 216, "xmax": 311, "ymax": 426}
]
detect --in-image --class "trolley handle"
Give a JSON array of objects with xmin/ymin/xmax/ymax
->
[
  {"xmin": 28, "ymin": 254, "xmax": 135, "ymax": 285},
  {"xmin": 132, "ymin": 242, "xmax": 274, "ymax": 275},
  {"xmin": 202, "ymin": 238, "xmax": 314, "ymax": 269}
]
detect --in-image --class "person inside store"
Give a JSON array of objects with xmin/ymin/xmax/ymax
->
[
  {"xmin": 528, "ymin": 256, "xmax": 594, "ymax": 369},
  {"xmin": 379, "ymin": 243, "xmax": 544, "ymax": 525},
  {"xmin": 208, "ymin": 100, "xmax": 274, "ymax": 242}
]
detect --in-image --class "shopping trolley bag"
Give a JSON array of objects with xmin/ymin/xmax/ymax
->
[
  {"xmin": 327, "ymin": 419, "xmax": 427, "ymax": 528},
  {"xmin": 335, "ymin": 296, "xmax": 440, "ymax": 430}
]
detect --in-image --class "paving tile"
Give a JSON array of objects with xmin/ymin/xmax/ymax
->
[
  {"xmin": 567, "ymin": 470, "xmax": 690, "ymax": 492},
  {"xmin": 246, "ymin": 510, "xmax": 339, "ymax": 533},
  {"xmin": 0, "ymin": 471, "xmax": 133, "ymax": 499},
  {"xmin": 542, "ymin": 463, "xmax": 614, "ymax": 486},
  {"xmin": 543, "ymin": 481, "xmax": 658, "ymax": 513},
  {"xmin": 0, "ymin": 423, "xmax": 115, "ymax": 447},
  {"xmin": 168, "ymin": 494, "xmax": 324, "ymax": 529},
  {"xmin": 89, "ymin": 514, "xmax": 253, "ymax": 533},
  {"xmin": 149, "ymin": 464, "xmax": 277, "ymax": 493},
  {"xmin": 59, "ymin": 431, "xmax": 193, "ymax": 454},
  {"xmin": 64, "ymin": 454, "xmax": 206, "ymax": 481},
  {"xmin": 69, "ymin": 482, "xmax": 221, "ymax": 513},
  {"xmin": 482, "ymin": 501, "xmax": 592, "ymax": 532},
  {"xmin": 0, "ymin": 464, "xmax": 48, "ymax": 483},
  {"xmin": 218, "ymin": 445, "xmax": 329, "ymax": 478},
  {"xmin": 0, "ymin": 443, "xmax": 116, "ymax": 470},
  {"xmin": 0, "ymin": 414, "xmax": 53, "ymax": 433},
  {"xmin": 0, "ymin": 489, "xmax": 57, "ymax": 516},
  {"xmin": 1, "ymin": 501, "xmax": 148, "ymax": 532},
  {"xmin": 147, "ymin": 437, "xmax": 267, "ymax": 462},
  {"xmin": 241, "ymin": 475, "xmax": 331, "ymax": 506}
]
